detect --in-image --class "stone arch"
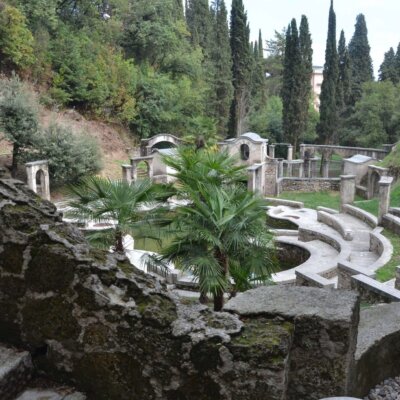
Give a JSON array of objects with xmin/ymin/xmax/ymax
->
[
  {"xmin": 35, "ymin": 170, "xmax": 46, "ymax": 197},
  {"xmin": 25, "ymin": 160, "xmax": 50, "ymax": 201},
  {"xmin": 140, "ymin": 134, "xmax": 184, "ymax": 156},
  {"xmin": 367, "ymin": 165, "xmax": 389, "ymax": 200}
]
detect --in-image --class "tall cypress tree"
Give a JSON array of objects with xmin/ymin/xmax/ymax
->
[
  {"xmin": 348, "ymin": 14, "xmax": 373, "ymax": 105},
  {"xmin": 337, "ymin": 30, "xmax": 351, "ymax": 111},
  {"xmin": 228, "ymin": 0, "xmax": 251, "ymax": 137},
  {"xmin": 210, "ymin": 0, "xmax": 233, "ymax": 135},
  {"xmin": 298, "ymin": 15, "xmax": 313, "ymax": 148},
  {"xmin": 317, "ymin": 0, "xmax": 339, "ymax": 145},
  {"xmin": 258, "ymin": 29, "xmax": 263, "ymax": 58},
  {"xmin": 186, "ymin": 0, "xmax": 213, "ymax": 49},
  {"xmin": 281, "ymin": 19, "xmax": 302, "ymax": 148},
  {"xmin": 379, "ymin": 47, "xmax": 398, "ymax": 83}
]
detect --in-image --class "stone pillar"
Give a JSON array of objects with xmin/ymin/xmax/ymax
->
[
  {"xmin": 340, "ymin": 175, "xmax": 356, "ymax": 211},
  {"xmin": 287, "ymin": 162, "xmax": 293, "ymax": 177},
  {"xmin": 278, "ymin": 159, "xmax": 284, "ymax": 178},
  {"xmin": 378, "ymin": 176, "xmax": 393, "ymax": 224},
  {"xmin": 269, "ymin": 144, "xmax": 276, "ymax": 159},
  {"xmin": 264, "ymin": 160, "xmax": 279, "ymax": 196},
  {"xmin": 287, "ymin": 145, "xmax": 293, "ymax": 162},
  {"xmin": 299, "ymin": 161, "xmax": 304, "ymax": 178},
  {"xmin": 300, "ymin": 144, "xmax": 306, "ymax": 160},
  {"xmin": 310, "ymin": 158, "xmax": 319, "ymax": 178},
  {"xmin": 122, "ymin": 165, "xmax": 132, "ymax": 184},
  {"xmin": 131, "ymin": 163, "xmax": 138, "ymax": 182},
  {"xmin": 322, "ymin": 159, "xmax": 330, "ymax": 178}
]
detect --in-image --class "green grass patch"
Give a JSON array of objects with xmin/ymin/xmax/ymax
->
[
  {"xmin": 278, "ymin": 191, "xmax": 341, "ymax": 210},
  {"xmin": 376, "ymin": 229, "xmax": 400, "ymax": 282}
]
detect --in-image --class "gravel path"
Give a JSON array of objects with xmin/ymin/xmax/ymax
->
[{"xmin": 365, "ymin": 376, "xmax": 400, "ymax": 399}]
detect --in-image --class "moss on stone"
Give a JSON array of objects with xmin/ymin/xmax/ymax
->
[
  {"xmin": 0, "ymin": 243, "xmax": 26, "ymax": 274},
  {"xmin": 229, "ymin": 317, "xmax": 293, "ymax": 369},
  {"xmin": 22, "ymin": 296, "xmax": 81, "ymax": 347},
  {"xmin": 26, "ymin": 244, "xmax": 76, "ymax": 293},
  {"xmin": 136, "ymin": 294, "xmax": 177, "ymax": 328}
]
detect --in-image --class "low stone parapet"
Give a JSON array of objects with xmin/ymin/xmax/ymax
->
[
  {"xmin": 368, "ymin": 228, "xmax": 393, "ymax": 271},
  {"xmin": 337, "ymin": 262, "xmax": 375, "ymax": 290},
  {"xmin": 295, "ymin": 270, "xmax": 335, "ymax": 288},
  {"xmin": 278, "ymin": 177, "xmax": 340, "ymax": 193},
  {"xmin": 350, "ymin": 274, "xmax": 400, "ymax": 304},
  {"xmin": 389, "ymin": 207, "xmax": 400, "ymax": 217},
  {"xmin": 317, "ymin": 210, "xmax": 354, "ymax": 241},
  {"xmin": 316, "ymin": 206, "xmax": 339, "ymax": 214},
  {"xmin": 342, "ymin": 204, "xmax": 378, "ymax": 228}
]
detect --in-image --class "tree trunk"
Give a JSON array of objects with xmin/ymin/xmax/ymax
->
[
  {"xmin": 115, "ymin": 229, "xmax": 125, "ymax": 253},
  {"xmin": 213, "ymin": 249, "xmax": 228, "ymax": 312},
  {"xmin": 11, "ymin": 143, "xmax": 19, "ymax": 178},
  {"xmin": 199, "ymin": 291, "xmax": 209, "ymax": 304}
]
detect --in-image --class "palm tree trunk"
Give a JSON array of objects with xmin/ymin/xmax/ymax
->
[
  {"xmin": 115, "ymin": 229, "xmax": 125, "ymax": 253},
  {"xmin": 11, "ymin": 143, "xmax": 19, "ymax": 178},
  {"xmin": 213, "ymin": 249, "xmax": 228, "ymax": 312}
]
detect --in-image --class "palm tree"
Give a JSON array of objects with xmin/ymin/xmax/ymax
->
[
  {"xmin": 67, "ymin": 177, "xmax": 165, "ymax": 253},
  {"xmin": 151, "ymin": 148, "xmax": 277, "ymax": 311}
]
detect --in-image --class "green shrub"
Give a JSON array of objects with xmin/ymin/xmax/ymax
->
[{"xmin": 23, "ymin": 122, "xmax": 103, "ymax": 186}]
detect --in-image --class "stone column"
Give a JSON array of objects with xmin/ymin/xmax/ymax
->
[
  {"xmin": 287, "ymin": 145, "xmax": 293, "ymax": 162},
  {"xmin": 378, "ymin": 176, "xmax": 393, "ymax": 224},
  {"xmin": 122, "ymin": 165, "xmax": 132, "ymax": 184},
  {"xmin": 269, "ymin": 145, "xmax": 276, "ymax": 159},
  {"xmin": 340, "ymin": 175, "xmax": 356, "ymax": 211}
]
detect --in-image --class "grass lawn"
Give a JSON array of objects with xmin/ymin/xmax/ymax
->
[{"xmin": 277, "ymin": 191, "xmax": 341, "ymax": 210}]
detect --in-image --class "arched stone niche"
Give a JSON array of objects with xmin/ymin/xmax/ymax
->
[{"xmin": 25, "ymin": 160, "xmax": 51, "ymax": 201}]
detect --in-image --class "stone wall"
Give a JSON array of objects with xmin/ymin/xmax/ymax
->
[{"xmin": 278, "ymin": 177, "xmax": 340, "ymax": 193}]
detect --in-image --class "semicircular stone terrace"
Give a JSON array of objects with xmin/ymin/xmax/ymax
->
[{"xmin": 268, "ymin": 204, "xmax": 393, "ymax": 288}]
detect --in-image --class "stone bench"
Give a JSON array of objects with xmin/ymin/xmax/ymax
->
[
  {"xmin": 368, "ymin": 227, "xmax": 393, "ymax": 271},
  {"xmin": 317, "ymin": 210, "xmax": 354, "ymax": 241},
  {"xmin": 342, "ymin": 204, "xmax": 378, "ymax": 228}
]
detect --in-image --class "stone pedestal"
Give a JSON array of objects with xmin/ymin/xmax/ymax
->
[
  {"xmin": 378, "ymin": 176, "xmax": 393, "ymax": 224},
  {"xmin": 340, "ymin": 175, "xmax": 356, "ymax": 211},
  {"xmin": 278, "ymin": 159, "xmax": 284, "ymax": 178}
]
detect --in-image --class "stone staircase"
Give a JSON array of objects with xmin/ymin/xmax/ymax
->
[{"xmin": 0, "ymin": 344, "xmax": 85, "ymax": 400}]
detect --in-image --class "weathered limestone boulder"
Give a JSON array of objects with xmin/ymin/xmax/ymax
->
[
  {"xmin": 224, "ymin": 286, "xmax": 360, "ymax": 400},
  {"xmin": 0, "ymin": 178, "xmax": 361, "ymax": 400},
  {"xmin": 353, "ymin": 303, "xmax": 400, "ymax": 398}
]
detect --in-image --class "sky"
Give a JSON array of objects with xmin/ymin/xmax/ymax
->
[{"xmin": 224, "ymin": 0, "xmax": 400, "ymax": 77}]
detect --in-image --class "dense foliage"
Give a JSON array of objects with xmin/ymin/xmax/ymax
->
[{"xmin": 0, "ymin": 75, "xmax": 102, "ymax": 184}]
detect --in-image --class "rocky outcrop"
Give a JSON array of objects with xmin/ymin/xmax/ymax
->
[{"xmin": 0, "ymin": 178, "xmax": 362, "ymax": 400}]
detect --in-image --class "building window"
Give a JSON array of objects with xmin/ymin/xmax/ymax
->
[{"xmin": 240, "ymin": 144, "xmax": 250, "ymax": 161}]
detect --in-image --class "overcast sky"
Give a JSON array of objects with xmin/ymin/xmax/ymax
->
[{"xmin": 224, "ymin": 0, "xmax": 399, "ymax": 77}]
